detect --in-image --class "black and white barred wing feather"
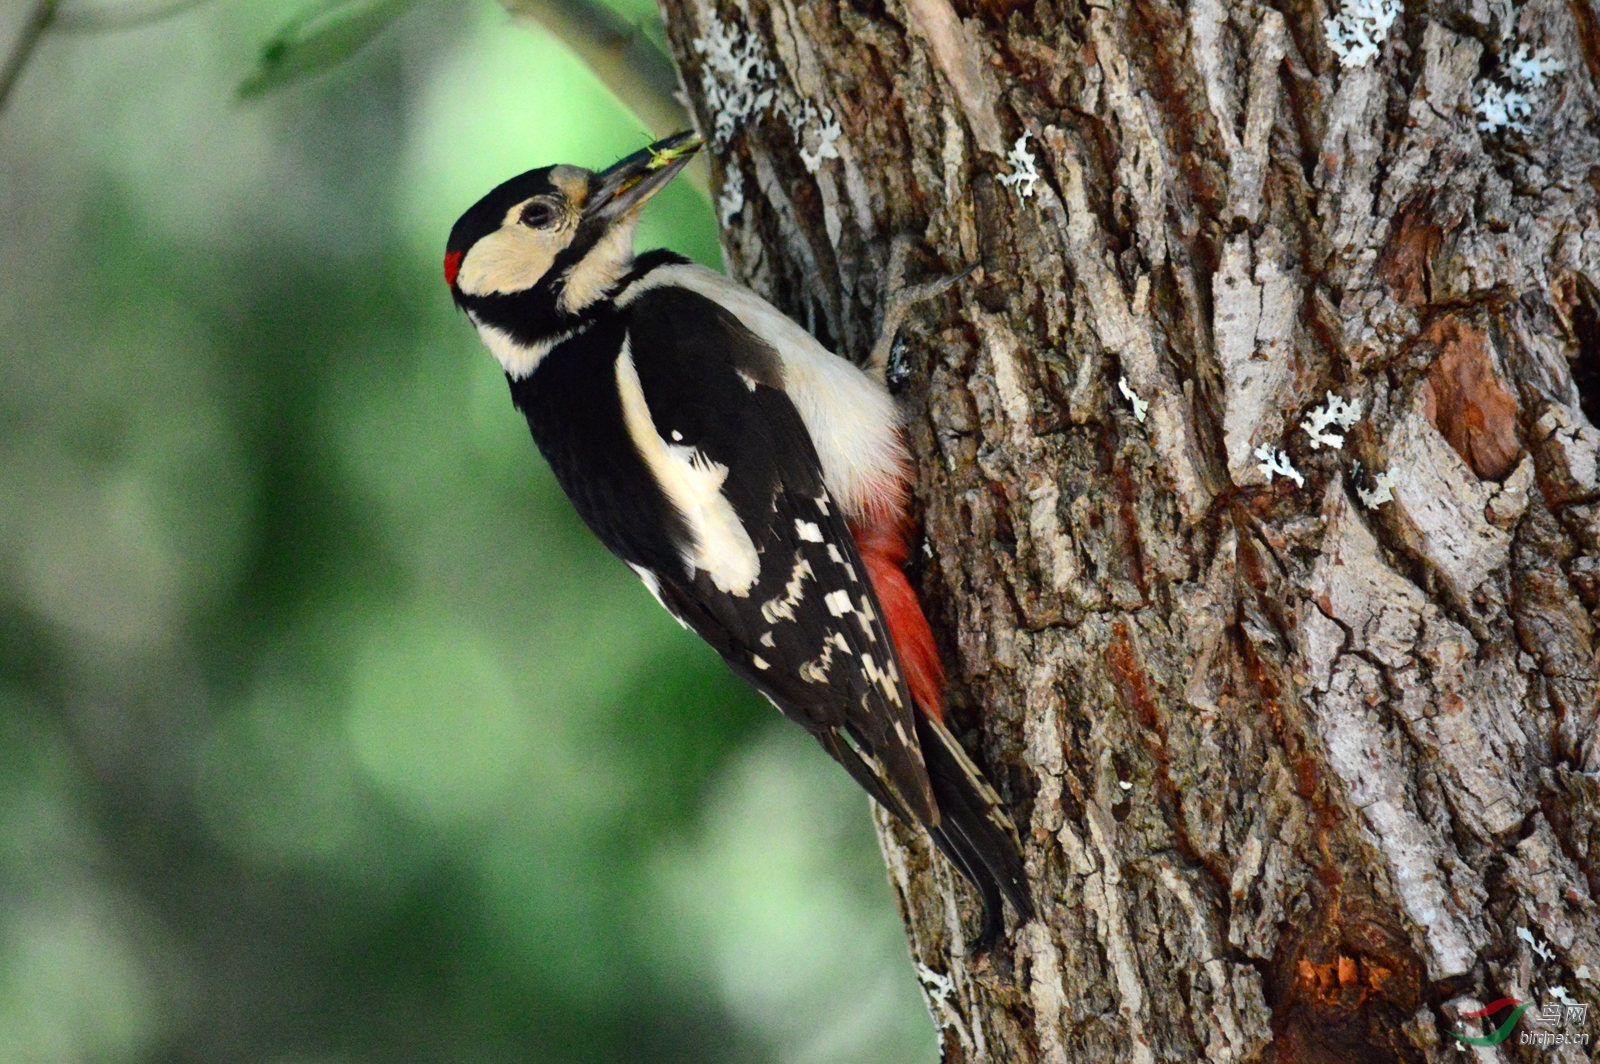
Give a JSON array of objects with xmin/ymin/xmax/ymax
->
[{"xmin": 614, "ymin": 286, "xmax": 940, "ymax": 830}]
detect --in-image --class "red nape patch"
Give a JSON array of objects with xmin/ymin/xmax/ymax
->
[
  {"xmin": 851, "ymin": 513, "xmax": 946, "ymax": 722},
  {"xmin": 443, "ymin": 250, "xmax": 463, "ymax": 287}
]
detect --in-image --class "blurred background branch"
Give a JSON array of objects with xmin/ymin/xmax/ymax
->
[
  {"xmin": 2, "ymin": 0, "xmax": 223, "ymax": 116},
  {"xmin": 0, "ymin": 0, "xmax": 58, "ymax": 115},
  {"xmin": 237, "ymin": 0, "xmax": 418, "ymax": 98},
  {"xmin": 52, "ymin": 0, "xmax": 213, "ymax": 32},
  {"xmin": 233, "ymin": 0, "xmax": 704, "ymax": 189},
  {"xmin": 496, "ymin": 0, "xmax": 687, "ymax": 140}
]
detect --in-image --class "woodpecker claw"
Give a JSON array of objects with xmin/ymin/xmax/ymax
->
[{"xmin": 866, "ymin": 236, "xmax": 975, "ymax": 383}]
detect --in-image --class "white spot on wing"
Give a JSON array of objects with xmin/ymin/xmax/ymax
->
[
  {"xmin": 824, "ymin": 589, "xmax": 853, "ymax": 616},
  {"xmin": 834, "ymin": 726, "xmax": 884, "ymax": 773},
  {"xmin": 795, "ymin": 519, "xmax": 823, "ymax": 542},
  {"xmin": 760, "ymin": 631, "xmax": 775, "ymax": 647},
  {"xmin": 855, "ymin": 595, "xmax": 878, "ymax": 640},
  {"xmin": 761, "ymin": 557, "xmax": 813, "ymax": 623},
  {"xmin": 861, "ymin": 652, "xmax": 904, "ymax": 707},
  {"xmin": 823, "ymin": 544, "xmax": 859, "ymax": 582},
  {"xmin": 617, "ymin": 340, "xmax": 760, "ymax": 594},
  {"xmin": 799, "ymin": 638, "xmax": 837, "ymax": 683},
  {"xmin": 752, "ymin": 655, "xmax": 769, "ymax": 670}
]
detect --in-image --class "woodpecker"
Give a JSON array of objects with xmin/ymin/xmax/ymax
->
[{"xmin": 444, "ymin": 131, "xmax": 1032, "ymax": 946}]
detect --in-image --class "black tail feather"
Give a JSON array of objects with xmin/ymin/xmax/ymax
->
[{"xmin": 915, "ymin": 714, "xmax": 1034, "ymax": 948}]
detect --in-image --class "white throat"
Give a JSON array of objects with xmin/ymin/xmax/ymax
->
[
  {"xmin": 558, "ymin": 216, "xmax": 639, "ymax": 314},
  {"xmin": 469, "ymin": 312, "xmax": 587, "ymax": 380}
]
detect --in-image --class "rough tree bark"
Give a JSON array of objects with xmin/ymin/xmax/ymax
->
[{"xmin": 650, "ymin": 1, "xmax": 1600, "ymax": 1060}]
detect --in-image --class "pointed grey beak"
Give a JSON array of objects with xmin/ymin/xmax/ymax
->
[{"xmin": 585, "ymin": 131, "xmax": 703, "ymax": 224}]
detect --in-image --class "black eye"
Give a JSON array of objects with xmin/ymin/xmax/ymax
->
[{"xmin": 520, "ymin": 201, "xmax": 557, "ymax": 228}]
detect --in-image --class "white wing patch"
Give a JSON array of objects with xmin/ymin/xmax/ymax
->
[
  {"xmin": 618, "ymin": 263, "xmax": 911, "ymax": 522},
  {"xmin": 824, "ymin": 589, "xmax": 853, "ymax": 617},
  {"xmin": 795, "ymin": 519, "xmax": 823, "ymax": 542},
  {"xmin": 616, "ymin": 340, "xmax": 760, "ymax": 595}
]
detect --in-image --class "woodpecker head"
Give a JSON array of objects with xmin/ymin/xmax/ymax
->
[{"xmin": 444, "ymin": 131, "xmax": 701, "ymax": 326}]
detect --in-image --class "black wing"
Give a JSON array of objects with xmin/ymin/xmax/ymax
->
[{"xmin": 613, "ymin": 285, "xmax": 940, "ymax": 830}]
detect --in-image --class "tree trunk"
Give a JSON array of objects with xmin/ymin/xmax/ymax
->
[{"xmin": 654, "ymin": 1, "xmax": 1600, "ymax": 1060}]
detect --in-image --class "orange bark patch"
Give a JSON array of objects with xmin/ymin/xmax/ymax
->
[
  {"xmin": 1376, "ymin": 209, "xmax": 1441, "ymax": 307},
  {"xmin": 1271, "ymin": 924, "xmax": 1423, "ymax": 1064},
  {"xmin": 1106, "ymin": 621, "xmax": 1160, "ymax": 732},
  {"xmin": 1419, "ymin": 317, "xmax": 1522, "ymax": 479},
  {"xmin": 1293, "ymin": 953, "xmax": 1394, "ymax": 1006}
]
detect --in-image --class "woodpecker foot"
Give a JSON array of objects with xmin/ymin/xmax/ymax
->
[{"xmin": 865, "ymin": 236, "xmax": 975, "ymax": 385}]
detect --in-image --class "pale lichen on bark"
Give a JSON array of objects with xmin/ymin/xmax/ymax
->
[{"xmin": 653, "ymin": 0, "xmax": 1600, "ymax": 1059}]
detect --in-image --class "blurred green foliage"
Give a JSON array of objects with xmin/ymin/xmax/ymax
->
[
  {"xmin": 0, "ymin": 1, "xmax": 935, "ymax": 1060},
  {"xmin": 240, "ymin": 0, "xmax": 419, "ymax": 99}
]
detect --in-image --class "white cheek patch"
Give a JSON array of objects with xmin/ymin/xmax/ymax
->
[
  {"xmin": 457, "ymin": 224, "xmax": 566, "ymax": 297},
  {"xmin": 616, "ymin": 339, "xmax": 760, "ymax": 595}
]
